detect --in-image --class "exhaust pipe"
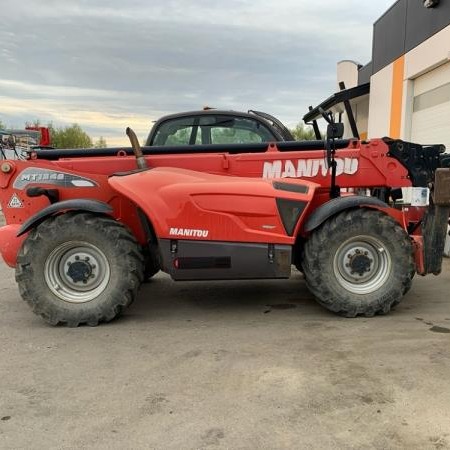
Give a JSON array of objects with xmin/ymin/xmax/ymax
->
[{"xmin": 126, "ymin": 127, "xmax": 148, "ymax": 170}]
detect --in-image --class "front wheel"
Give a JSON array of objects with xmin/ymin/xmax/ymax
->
[
  {"xmin": 16, "ymin": 213, "xmax": 144, "ymax": 326},
  {"xmin": 301, "ymin": 209, "xmax": 415, "ymax": 317}
]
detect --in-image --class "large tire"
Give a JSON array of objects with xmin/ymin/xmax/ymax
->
[
  {"xmin": 302, "ymin": 209, "xmax": 415, "ymax": 317},
  {"xmin": 16, "ymin": 213, "xmax": 144, "ymax": 327}
]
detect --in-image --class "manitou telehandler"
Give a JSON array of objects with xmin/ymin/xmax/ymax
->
[{"xmin": 0, "ymin": 108, "xmax": 449, "ymax": 326}]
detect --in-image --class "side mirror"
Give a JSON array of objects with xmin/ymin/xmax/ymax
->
[{"xmin": 327, "ymin": 123, "xmax": 344, "ymax": 140}]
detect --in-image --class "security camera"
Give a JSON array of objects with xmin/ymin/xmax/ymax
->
[{"xmin": 423, "ymin": 0, "xmax": 439, "ymax": 8}]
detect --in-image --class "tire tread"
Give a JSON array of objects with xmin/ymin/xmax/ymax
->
[
  {"xmin": 16, "ymin": 213, "xmax": 144, "ymax": 326},
  {"xmin": 302, "ymin": 208, "xmax": 415, "ymax": 317}
]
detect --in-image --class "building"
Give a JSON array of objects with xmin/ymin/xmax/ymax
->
[
  {"xmin": 305, "ymin": 0, "xmax": 449, "ymax": 148},
  {"xmin": 336, "ymin": 0, "xmax": 450, "ymax": 149}
]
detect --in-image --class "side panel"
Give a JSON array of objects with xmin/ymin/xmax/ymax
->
[
  {"xmin": 0, "ymin": 160, "xmax": 150, "ymax": 268},
  {"xmin": 159, "ymin": 239, "xmax": 292, "ymax": 281},
  {"xmin": 108, "ymin": 168, "xmax": 316, "ymax": 245}
]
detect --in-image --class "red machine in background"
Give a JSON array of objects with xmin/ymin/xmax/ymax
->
[
  {"xmin": 1, "ymin": 126, "xmax": 52, "ymax": 160},
  {"xmin": 25, "ymin": 126, "xmax": 51, "ymax": 147}
]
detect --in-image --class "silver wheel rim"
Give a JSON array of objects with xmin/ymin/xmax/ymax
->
[
  {"xmin": 333, "ymin": 235, "xmax": 392, "ymax": 295},
  {"xmin": 45, "ymin": 241, "xmax": 111, "ymax": 303}
]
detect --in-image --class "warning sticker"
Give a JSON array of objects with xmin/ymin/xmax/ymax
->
[{"xmin": 8, "ymin": 193, "xmax": 23, "ymax": 208}]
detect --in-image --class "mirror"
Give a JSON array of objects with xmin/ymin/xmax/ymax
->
[{"xmin": 327, "ymin": 123, "xmax": 344, "ymax": 140}]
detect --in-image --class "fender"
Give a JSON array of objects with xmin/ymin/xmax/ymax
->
[
  {"xmin": 303, "ymin": 195, "xmax": 389, "ymax": 233},
  {"xmin": 17, "ymin": 199, "xmax": 113, "ymax": 237},
  {"xmin": 0, "ymin": 224, "xmax": 25, "ymax": 267}
]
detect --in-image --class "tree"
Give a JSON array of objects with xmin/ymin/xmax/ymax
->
[
  {"xmin": 50, "ymin": 124, "xmax": 93, "ymax": 149},
  {"xmin": 290, "ymin": 122, "xmax": 322, "ymax": 141},
  {"xmin": 94, "ymin": 136, "xmax": 107, "ymax": 148},
  {"xmin": 0, "ymin": 120, "xmax": 5, "ymax": 130},
  {"xmin": 25, "ymin": 120, "xmax": 42, "ymax": 128}
]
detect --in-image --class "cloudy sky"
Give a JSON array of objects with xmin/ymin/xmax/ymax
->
[{"xmin": 1, "ymin": 0, "xmax": 393, "ymax": 146}]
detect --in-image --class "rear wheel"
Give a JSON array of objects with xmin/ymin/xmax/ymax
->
[
  {"xmin": 302, "ymin": 209, "xmax": 415, "ymax": 317},
  {"xmin": 16, "ymin": 213, "xmax": 144, "ymax": 326}
]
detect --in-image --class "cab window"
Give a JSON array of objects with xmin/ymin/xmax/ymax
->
[
  {"xmin": 199, "ymin": 116, "xmax": 275, "ymax": 144},
  {"xmin": 151, "ymin": 115, "xmax": 276, "ymax": 146},
  {"xmin": 152, "ymin": 117, "xmax": 201, "ymax": 146}
]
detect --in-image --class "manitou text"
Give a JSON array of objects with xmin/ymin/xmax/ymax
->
[{"xmin": 262, "ymin": 158, "xmax": 359, "ymax": 179}]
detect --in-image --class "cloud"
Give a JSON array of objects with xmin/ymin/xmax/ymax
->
[{"xmin": 0, "ymin": 0, "xmax": 393, "ymax": 145}]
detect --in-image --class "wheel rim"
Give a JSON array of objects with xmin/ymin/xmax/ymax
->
[
  {"xmin": 333, "ymin": 235, "xmax": 392, "ymax": 295},
  {"xmin": 45, "ymin": 241, "xmax": 111, "ymax": 303}
]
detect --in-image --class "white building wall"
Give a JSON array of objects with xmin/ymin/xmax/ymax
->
[
  {"xmin": 367, "ymin": 63, "xmax": 394, "ymax": 138},
  {"xmin": 404, "ymin": 26, "xmax": 450, "ymax": 80},
  {"xmin": 412, "ymin": 60, "xmax": 450, "ymax": 95},
  {"xmin": 402, "ymin": 26, "xmax": 450, "ymax": 142},
  {"xmin": 354, "ymin": 98, "xmax": 369, "ymax": 139}
]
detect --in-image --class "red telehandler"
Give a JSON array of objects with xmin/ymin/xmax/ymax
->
[{"xmin": 0, "ymin": 109, "xmax": 449, "ymax": 326}]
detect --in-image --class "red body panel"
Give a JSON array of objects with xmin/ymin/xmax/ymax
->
[
  {"xmin": 0, "ymin": 160, "xmax": 148, "ymax": 267},
  {"xmin": 109, "ymin": 168, "xmax": 317, "ymax": 244},
  {"xmin": 0, "ymin": 225, "xmax": 25, "ymax": 267}
]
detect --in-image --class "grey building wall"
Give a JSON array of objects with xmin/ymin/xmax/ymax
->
[{"xmin": 360, "ymin": 0, "xmax": 450, "ymax": 81}]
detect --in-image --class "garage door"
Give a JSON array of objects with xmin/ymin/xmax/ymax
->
[{"xmin": 411, "ymin": 62, "xmax": 450, "ymax": 152}]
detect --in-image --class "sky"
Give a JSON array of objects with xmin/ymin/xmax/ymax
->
[{"xmin": 1, "ymin": 0, "xmax": 394, "ymax": 146}]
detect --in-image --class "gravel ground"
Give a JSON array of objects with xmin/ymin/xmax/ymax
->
[{"xmin": 1, "ymin": 212, "xmax": 450, "ymax": 449}]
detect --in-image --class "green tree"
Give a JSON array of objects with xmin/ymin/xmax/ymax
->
[
  {"xmin": 50, "ymin": 124, "xmax": 93, "ymax": 149},
  {"xmin": 210, "ymin": 127, "xmax": 263, "ymax": 144},
  {"xmin": 290, "ymin": 122, "xmax": 322, "ymax": 140},
  {"xmin": 94, "ymin": 136, "xmax": 107, "ymax": 148},
  {"xmin": 0, "ymin": 120, "xmax": 5, "ymax": 130},
  {"xmin": 25, "ymin": 119, "xmax": 42, "ymax": 128}
]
